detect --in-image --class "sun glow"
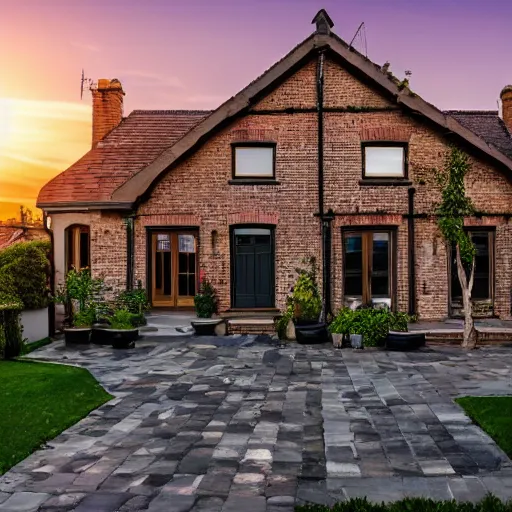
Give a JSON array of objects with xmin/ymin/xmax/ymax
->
[{"xmin": 0, "ymin": 98, "xmax": 91, "ymax": 219}]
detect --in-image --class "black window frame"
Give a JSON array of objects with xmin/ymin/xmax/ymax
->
[
  {"xmin": 231, "ymin": 142, "xmax": 277, "ymax": 181},
  {"xmin": 361, "ymin": 141, "xmax": 409, "ymax": 181}
]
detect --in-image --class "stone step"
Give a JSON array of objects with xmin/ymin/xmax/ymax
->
[{"xmin": 226, "ymin": 317, "xmax": 276, "ymax": 335}]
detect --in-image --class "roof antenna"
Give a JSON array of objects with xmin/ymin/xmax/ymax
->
[
  {"xmin": 349, "ymin": 22, "xmax": 367, "ymax": 57},
  {"xmin": 80, "ymin": 69, "xmax": 95, "ymax": 100}
]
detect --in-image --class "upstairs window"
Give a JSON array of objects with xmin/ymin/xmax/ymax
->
[
  {"xmin": 362, "ymin": 143, "xmax": 407, "ymax": 178},
  {"xmin": 232, "ymin": 143, "xmax": 275, "ymax": 179},
  {"xmin": 65, "ymin": 225, "xmax": 90, "ymax": 271}
]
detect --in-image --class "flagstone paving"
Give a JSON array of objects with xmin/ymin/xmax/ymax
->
[{"xmin": 1, "ymin": 336, "xmax": 512, "ymax": 511}]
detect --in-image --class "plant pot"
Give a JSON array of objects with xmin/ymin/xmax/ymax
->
[
  {"xmin": 91, "ymin": 325, "xmax": 111, "ymax": 345},
  {"xmin": 191, "ymin": 319, "xmax": 222, "ymax": 336},
  {"xmin": 103, "ymin": 328, "xmax": 139, "ymax": 349},
  {"xmin": 293, "ymin": 319, "xmax": 320, "ymax": 327},
  {"xmin": 295, "ymin": 322, "xmax": 330, "ymax": 344},
  {"xmin": 385, "ymin": 331, "xmax": 426, "ymax": 351},
  {"xmin": 64, "ymin": 327, "xmax": 92, "ymax": 345}
]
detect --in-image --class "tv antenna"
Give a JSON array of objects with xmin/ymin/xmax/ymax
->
[
  {"xmin": 349, "ymin": 22, "xmax": 367, "ymax": 57},
  {"xmin": 80, "ymin": 69, "xmax": 96, "ymax": 100}
]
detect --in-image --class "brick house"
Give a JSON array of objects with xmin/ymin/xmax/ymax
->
[{"xmin": 37, "ymin": 11, "xmax": 512, "ymax": 324}]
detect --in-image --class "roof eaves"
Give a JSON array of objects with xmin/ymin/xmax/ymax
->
[{"xmin": 37, "ymin": 201, "xmax": 134, "ymax": 212}]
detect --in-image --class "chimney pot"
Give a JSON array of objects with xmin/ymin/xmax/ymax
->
[
  {"xmin": 312, "ymin": 9, "xmax": 334, "ymax": 35},
  {"xmin": 500, "ymin": 85, "xmax": 512, "ymax": 133},
  {"xmin": 91, "ymin": 78, "xmax": 125, "ymax": 148}
]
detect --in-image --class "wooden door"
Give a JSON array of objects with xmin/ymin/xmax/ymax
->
[
  {"xmin": 233, "ymin": 228, "xmax": 274, "ymax": 308},
  {"xmin": 151, "ymin": 231, "xmax": 197, "ymax": 307}
]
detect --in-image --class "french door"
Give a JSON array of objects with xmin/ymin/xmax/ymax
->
[
  {"xmin": 343, "ymin": 230, "xmax": 394, "ymax": 307},
  {"xmin": 151, "ymin": 231, "xmax": 197, "ymax": 307}
]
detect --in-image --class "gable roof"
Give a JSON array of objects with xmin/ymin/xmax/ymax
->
[
  {"xmin": 444, "ymin": 110, "xmax": 512, "ymax": 159},
  {"xmin": 37, "ymin": 110, "xmax": 209, "ymax": 209},
  {"xmin": 38, "ymin": 29, "xmax": 512, "ymax": 211}
]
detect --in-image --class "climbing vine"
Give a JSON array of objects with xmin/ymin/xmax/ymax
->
[{"xmin": 436, "ymin": 146, "xmax": 477, "ymax": 348}]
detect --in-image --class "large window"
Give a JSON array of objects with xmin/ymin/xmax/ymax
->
[
  {"xmin": 232, "ymin": 143, "xmax": 275, "ymax": 178},
  {"xmin": 362, "ymin": 143, "xmax": 407, "ymax": 178},
  {"xmin": 343, "ymin": 230, "xmax": 394, "ymax": 306},
  {"xmin": 451, "ymin": 230, "xmax": 494, "ymax": 301},
  {"xmin": 65, "ymin": 225, "xmax": 90, "ymax": 270}
]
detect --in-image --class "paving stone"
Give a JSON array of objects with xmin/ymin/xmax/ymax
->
[
  {"xmin": 70, "ymin": 492, "xmax": 133, "ymax": 512},
  {"xmin": 0, "ymin": 492, "xmax": 50, "ymax": 512},
  {"xmin": 146, "ymin": 493, "xmax": 196, "ymax": 512},
  {"xmin": 222, "ymin": 495, "xmax": 266, "ymax": 512}
]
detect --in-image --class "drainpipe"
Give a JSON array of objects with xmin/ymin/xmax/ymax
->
[
  {"xmin": 317, "ymin": 49, "xmax": 328, "ymax": 322},
  {"xmin": 125, "ymin": 216, "xmax": 135, "ymax": 291},
  {"xmin": 42, "ymin": 212, "xmax": 56, "ymax": 337},
  {"xmin": 408, "ymin": 188, "xmax": 416, "ymax": 316}
]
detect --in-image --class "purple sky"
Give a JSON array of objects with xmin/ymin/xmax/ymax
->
[{"xmin": 2, "ymin": 0, "xmax": 512, "ymax": 112}]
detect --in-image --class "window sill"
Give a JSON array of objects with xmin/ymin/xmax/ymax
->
[
  {"xmin": 228, "ymin": 179, "xmax": 281, "ymax": 185},
  {"xmin": 359, "ymin": 179, "xmax": 412, "ymax": 187}
]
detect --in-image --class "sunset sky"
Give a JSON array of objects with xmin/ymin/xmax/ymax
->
[{"xmin": 1, "ymin": 0, "xmax": 511, "ymax": 220}]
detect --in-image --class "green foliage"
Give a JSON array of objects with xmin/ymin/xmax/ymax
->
[
  {"xmin": 456, "ymin": 396, "xmax": 512, "ymax": 458},
  {"xmin": 296, "ymin": 495, "xmax": 511, "ymax": 512},
  {"xmin": 275, "ymin": 257, "xmax": 322, "ymax": 339},
  {"xmin": 21, "ymin": 337, "xmax": 52, "ymax": 355},
  {"xmin": 115, "ymin": 281, "xmax": 150, "ymax": 326},
  {"xmin": 0, "ymin": 292, "xmax": 24, "ymax": 359},
  {"xmin": 0, "ymin": 241, "xmax": 51, "ymax": 310},
  {"xmin": 194, "ymin": 278, "xmax": 218, "ymax": 318},
  {"xmin": 329, "ymin": 307, "xmax": 410, "ymax": 347},
  {"xmin": 0, "ymin": 360, "xmax": 111, "ymax": 474},
  {"xmin": 109, "ymin": 309, "xmax": 136, "ymax": 330},
  {"xmin": 436, "ymin": 146, "xmax": 476, "ymax": 265},
  {"xmin": 73, "ymin": 308, "xmax": 95, "ymax": 328},
  {"xmin": 56, "ymin": 268, "xmax": 107, "ymax": 326}
]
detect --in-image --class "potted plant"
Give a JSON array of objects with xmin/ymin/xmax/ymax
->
[
  {"xmin": 290, "ymin": 257, "xmax": 329, "ymax": 344},
  {"xmin": 114, "ymin": 281, "xmax": 151, "ymax": 327},
  {"xmin": 103, "ymin": 308, "xmax": 139, "ymax": 349},
  {"xmin": 56, "ymin": 268, "xmax": 103, "ymax": 345},
  {"xmin": 192, "ymin": 278, "xmax": 222, "ymax": 335}
]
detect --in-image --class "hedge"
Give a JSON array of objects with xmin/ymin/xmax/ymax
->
[
  {"xmin": 296, "ymin": 495, "xmax": 512, "ymax": 512},
  {"xmin": 0, "ymin": 240, "xmax": 51, "ymax": 310},
  {"xmin": 0, "ymin": 292, "xmax": 24, "ymax": 359}
]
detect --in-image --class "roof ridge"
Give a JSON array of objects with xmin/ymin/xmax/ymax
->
[
  {"xmin": 444, "ymin": 110, "xmax": 499, "ymax": 115},
  {"xmin": 130, "ymin": 109, "xmax": 213, "ymax": 115}
]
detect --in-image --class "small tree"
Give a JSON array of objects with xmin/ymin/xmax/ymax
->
[{"xmin": 436, "ymin": 146, "xmax": 477, "ymax": 348}]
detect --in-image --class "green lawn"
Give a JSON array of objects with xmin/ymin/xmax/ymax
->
[
  {"xmin": 0, "ymin": 360, "xmax": 112, "ymax": 475},
  {"xmin": 456, "ymin": 396, "xmax": 512, "ymax": 458}
]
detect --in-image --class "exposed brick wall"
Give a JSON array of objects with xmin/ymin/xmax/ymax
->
[{"xmin": 51, "ymin": 55, "xmax": 512, "ymax": 321}]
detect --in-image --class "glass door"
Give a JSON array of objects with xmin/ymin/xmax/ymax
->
[
  {"xmin": 343, "ymin": 230, "xmax": 393, "ymax": 308},
  {"xmin": 151, "ymin": 231, "xmax": 198, "ymax": 307}
]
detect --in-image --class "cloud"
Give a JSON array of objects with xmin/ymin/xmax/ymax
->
[
  {"xmin": 119, "ymin": 70, "xmax": 184, "ymax": 89},
  {"xmin": 0, "ymin": 98, "xmax": 90, "ymax": 122}
]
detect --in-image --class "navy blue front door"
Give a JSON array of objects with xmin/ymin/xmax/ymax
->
[{"xmin": 233, "ymin": 228, "xmax": 274, "ymax": 308}]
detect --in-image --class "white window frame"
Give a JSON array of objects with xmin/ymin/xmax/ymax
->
[
  {"xmin": 363, "ymin": 144, "xmax": 407, "ymax": 178},
  {"xmin": 232, "ymin": 144, "xmax": 275, "ymax": 179}
]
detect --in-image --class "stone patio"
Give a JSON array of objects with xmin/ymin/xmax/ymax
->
[{"xmin": 1, "ymin": 336, "xmax": 512, "ymax": 511}]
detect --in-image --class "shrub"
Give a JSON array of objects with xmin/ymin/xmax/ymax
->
[
  {"xmin": 329, "ymin": 306, "xmax": 410, "ymax": 347},
  {"xmin": 275, "ymin": 257, "xmax": 322, "ymax": 339},
  {"xmin": 115, "ymin": 281, "xmax": 150, "ymax": 326},
  {"xmin": 194, "ymin": 278, "xmax": 218, "ymax": 318},
  {"xmin": 0, "ymin": 241, "xmax": 51, "ymax": 310},
  {"xmin": 56, "ymin": 268, "xmax": 106, "ymax": 326},
  {"xmin": 296, "ymin": 494, "xmax": 511, "ymax": 512},
  {"xmin": 0, "ymin": 293, "xmax": 24, "ymax": 359},
  {"xmin": 109, "ymin": 309, "xmax": 136, "ymax": 330},
  {"xmin": 73, "ymin": 308, "xmax": 95, "ymax": 328}
]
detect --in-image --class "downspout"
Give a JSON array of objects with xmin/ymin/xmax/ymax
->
[
  {"xmin": 408, "ymin": 187, "xmax": 416, "ymax": 316},
  {"xmin": 125, "ymin": 216, "xmax": 135, "ymax": 291},
  {"xmin": 42, "ymin": 212, "xmax": 56, "ymax": 337},
  {"xmin": 317, "ymin": 49, "xmax": 328, "ymax": 322}
]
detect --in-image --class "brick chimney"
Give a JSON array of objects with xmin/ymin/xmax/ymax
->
[
  {"xmin": 500, "ymin": 85, "xmax": 512, "ymax": 133},
  {"xmin": 91, "ymin": 78, "xmax": 124, "ymax": 147}
]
